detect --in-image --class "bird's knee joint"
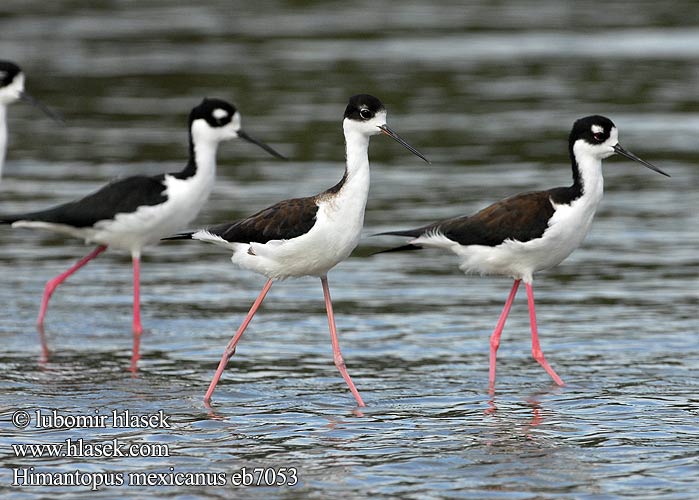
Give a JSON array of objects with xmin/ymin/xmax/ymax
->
[{"xmin": 333, "ymin": 355, "xmax": 346, "ymax": 370}]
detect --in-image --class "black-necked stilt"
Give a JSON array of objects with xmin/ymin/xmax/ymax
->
[
  {"xmin": 0, "ymin": 60, "xmax": 62, "ymax": 180},
  {"xmin": 378, "ymin": 115, "xmax": 669, "ymax": 391},
  {"xmin": 165, "ymin": 94, "xmax": 429, "ymax": 405},
  {"xmin": 1, "ymin": 98, "xmax": 285, "ymax": 361}
]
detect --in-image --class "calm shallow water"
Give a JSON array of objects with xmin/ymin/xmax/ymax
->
[{"xmin": 1, "ymin": 1, "xmax": 698, "ymax": 498}]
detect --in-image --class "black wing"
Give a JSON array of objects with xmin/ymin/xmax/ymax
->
[
  {"xmin": 1, "ymin": 175, "xmax": 167, "ymax": 227},
  {"xmin": 205, "ymin": 196, "xmax": 320, "ymax": 244}
]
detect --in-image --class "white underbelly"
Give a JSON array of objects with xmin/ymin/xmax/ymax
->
[{"xmin": 232, "ymin": 198, "xmax": 365, "ymax": 279}]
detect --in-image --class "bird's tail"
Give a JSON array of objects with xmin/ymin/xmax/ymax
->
[
  {"xmin": 372, "ymin": 244, "xmax": 422, "ymax": 255},
  {"xmin": 0, "ymin": 214, "xmax": 26, "ymax": 224},
  {"xmin": 374, "ymin": 228, "xmax": 423, "ymax": 238},
  {"xmin": 161, "ymin": 231, "xmax": 195, "ymax": 241},
  {"xmin": 372, "ymin": 228, "xmax": 425, "ymax": 255}
]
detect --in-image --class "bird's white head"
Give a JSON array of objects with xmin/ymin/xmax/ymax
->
[
  {"xmin": 570, "ymin": 115, "xmax": 669, "ymax": 177},
  {"xmin": 189, "ymin": 98, "xmax": 285, "ymax": 159},
  {"xmin": 343, "ymin": 94, "xmax": 429, "ymax": 163},
  {"xmin": 0, "ymin": 61, "xmax": 25, "ymax": 105}
]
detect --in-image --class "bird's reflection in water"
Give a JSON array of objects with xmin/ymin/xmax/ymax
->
[{"xmin": 484, "ymin": 385, "xmax": 564, "ymax": 442}]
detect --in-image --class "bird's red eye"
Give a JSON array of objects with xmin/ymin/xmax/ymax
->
[{"xmin": 593, "ymin": 132, "xmax": 604, "ymax": 142}]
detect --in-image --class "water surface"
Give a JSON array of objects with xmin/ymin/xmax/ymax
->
[{"xmin": 1, "ymin": 1, "xmax": 698, "ymax": 498}]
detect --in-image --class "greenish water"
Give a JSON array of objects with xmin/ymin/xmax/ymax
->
[{"xmin": 1, "ymin": 1, "xmax": 698, "ymax": 498}]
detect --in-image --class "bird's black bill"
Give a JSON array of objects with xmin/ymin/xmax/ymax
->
[
  {"xmin": 613, "ymin": 143, "xmax": 670, "ymax": 177},
  {"xmin": 378, "ymin": 125, "xmax": 430, "ymax": 164},
  {"xmin": 20, "ymin": 92, "xmax": 65, "ymax": 124},
  {"xmin": 237, "ymin": 130, "xmax": 287, "ymax": 160}
]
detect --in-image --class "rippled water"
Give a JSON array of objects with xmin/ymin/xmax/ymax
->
[{"xmin": 1, "ymin": 1, "xmax": 698, "ymax": 498}]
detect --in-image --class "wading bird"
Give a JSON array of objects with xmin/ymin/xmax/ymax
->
[
  {"xmin": 1, "ymin": 98, "xmax": 284, "ymax": 364},
  {"xmin": 378, "ymin": 115, "xmax": 669, "ymax": 391},
  {"xmin": 166, "ymin": 94, "xmax": 429, "ymax": 405}
]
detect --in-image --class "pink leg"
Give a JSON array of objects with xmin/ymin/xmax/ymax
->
[
  {"xmin": 525, "ymin": 283, "xmax": 565, "ymax": 386},
  {"xmin": 37, "ymin": 245, "xmax": 107, "ymax": 328},
  {"xmin": 489, "ymin": 279, "xmax": 521, "ymax": 392},
  {"xmin": 130, "ymin": 332, "xmax": 141, "ymax": 373},
  {"xmin": 129, "ymin": 252, "xmax": 143, "ymax": 373},
  {"xmin": 132, "ymin": 254, "xmax": 143, "ymax": 335},
  {"xmin": 204, "ymin": 279, "xmax": 274, "ymax": 403},
  {"xmin": 130, "ymin": 253, "xmax": 142, "ymax": 372},
  {"xmin": 321, "ymin": 276, "xmax": 366, "ymax": 407}
]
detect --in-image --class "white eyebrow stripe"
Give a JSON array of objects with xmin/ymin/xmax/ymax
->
[
  {"xmin": 213, "ymin": 108, "xmax": 228, "ymax": 120},
  {"xmin": 591, "ymin": 124, "xmax": 604, "ymax": 134}
]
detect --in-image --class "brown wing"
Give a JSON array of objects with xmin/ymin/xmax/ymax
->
[
  {"xmin": 207, "ymin": 196, "xmax": 319, "ymax": 244},
  {"xmin": 434, "ymin": 190, "xmax": 556, "ymax": 247}
]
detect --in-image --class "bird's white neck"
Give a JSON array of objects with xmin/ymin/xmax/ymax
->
[
  {"xmin": 161, "ymin": 137, "xmax": 219, "ymax": 227},
  {"xmin": 192, "ymin": 139, "xmax": 218, "ymax": 180},
  {"xmin": 164, "ymin": 136, "xmax": 219, "ymax": 216},
  {"xmin": 0, "ymin": 105, "xmax": 7, "ymax": 179},
  {"xmin": 572, "ymin": 144, "xmax": 605, "ymax": 206},
  {"xmin": 175, "ymin": 131, "xmax": 221, "ymax": 184},
  {"xmin": 342, "ymin": 128, "xmax": 371, "ymax": 193}
]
